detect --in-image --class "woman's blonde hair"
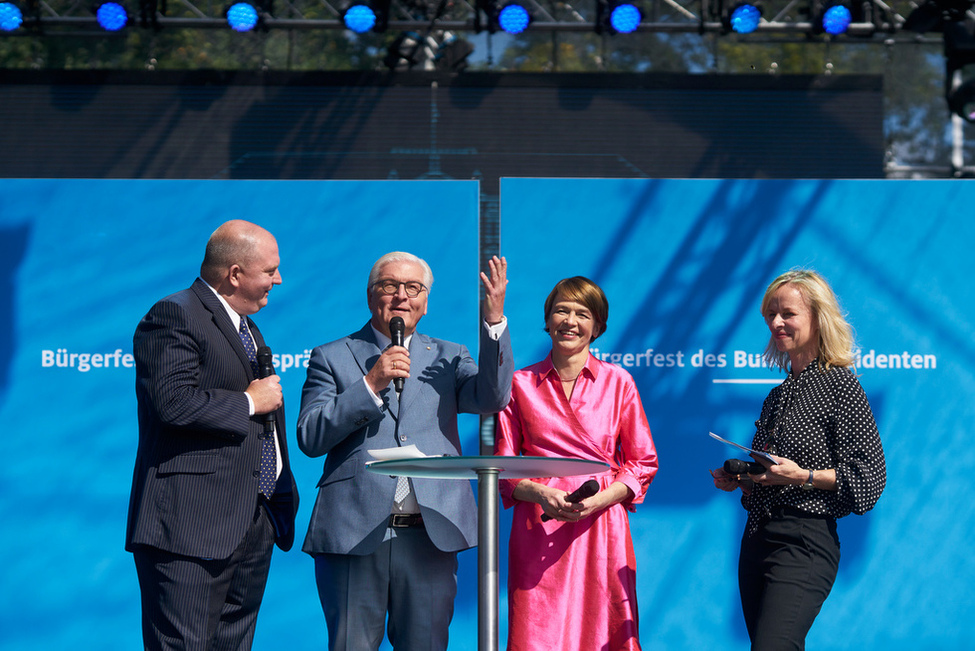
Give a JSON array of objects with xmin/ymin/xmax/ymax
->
[{"xmin": 761, "ymin": 269, "xmax": 856, "ymax": 371}]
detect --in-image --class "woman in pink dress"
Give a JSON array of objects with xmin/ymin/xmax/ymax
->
[{"xmin": 495, "ymin": 276, "xmax": 658, "ymax": 651}]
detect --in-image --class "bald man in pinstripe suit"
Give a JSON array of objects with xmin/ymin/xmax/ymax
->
[{"xmin": 126, "ymin": 220, "xmax": 299, "ymax": 651}]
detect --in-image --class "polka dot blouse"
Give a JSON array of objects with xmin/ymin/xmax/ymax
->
[{"xmin": 741, "ymin": 359, "xmax": 887, "ymax": 536}]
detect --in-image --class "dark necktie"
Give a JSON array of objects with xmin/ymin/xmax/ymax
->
[{"xmin": 240, "ymin": 318, "xmax": 277, "ymax": 498}]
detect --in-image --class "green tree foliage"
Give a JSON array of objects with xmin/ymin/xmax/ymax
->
[
  {"xmin": 477, "ymin": 31, "xmax": 708, "ymax": 73},
  {"xmin": 0, "ymin": 25, "xmax": 393, "ymax": 71},
  {"xmin": 716, "ymin": 37, "xmax": 953, "ymax": 169}
]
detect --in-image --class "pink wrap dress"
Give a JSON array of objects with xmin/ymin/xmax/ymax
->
[{"xmin": 495, "ymin": 353, "xmax": 658, "ymax": 651}]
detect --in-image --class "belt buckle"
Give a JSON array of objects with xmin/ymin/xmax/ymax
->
[{"xmin": 390, "ymin": 514, "xmax": 422, "ymax": 528}]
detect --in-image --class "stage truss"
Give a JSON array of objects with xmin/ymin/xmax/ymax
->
[{"xmin": 0, "ymin": 0, "xmax": 940, "ymax": 43}]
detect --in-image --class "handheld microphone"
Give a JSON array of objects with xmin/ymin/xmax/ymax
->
[
  {"xmin": 256, "ymin": 345, "xmax": 276, "ymax": 432},
  {"xmin": 389, "ymin": 316, "xmax": 405, "ymax": 394},
  {"xmin": 724, "ymin": 458, "xmax": 765, "ymax": 475},
  {"xmin": 541, "ymin": 479, "xmax": 600, "ymax": 522}
]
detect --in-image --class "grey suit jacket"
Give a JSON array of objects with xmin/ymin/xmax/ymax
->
[
  {"xmin": 297, "ymin": 321, "xmax": 513, "ymax": 555},
  {"xmin": 126, "ymin": 278, "xmax": 299, "ymax": 559}
]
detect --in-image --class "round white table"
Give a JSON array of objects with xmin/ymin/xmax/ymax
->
[{"xmin": 366, "ymin": 455, "xmax": 609, "ymax": 650}]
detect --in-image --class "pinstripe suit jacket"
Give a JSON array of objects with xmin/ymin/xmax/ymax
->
[
  {"xmin": 125, "ymin": 278, "xmax": 299, "ymax": 559},
  {"xmin": 297, "ymin": 321, "xmax": 513, "ymax": 556}
]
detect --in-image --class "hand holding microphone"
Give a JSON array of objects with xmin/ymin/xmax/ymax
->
[
  {"xmin": 363, "ymin": 318, "xmax": 410, "ymax": 395},
  {"xmin": 723, "ymin": 458, "xmax": 766, "ymax": 475},
  {"xmin": 541, "ymin": 479, "xmax": 600, "ymax": 522}
]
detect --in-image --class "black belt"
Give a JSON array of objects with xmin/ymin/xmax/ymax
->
[{"xmin": 389, "ymin": 513, "xmax": 424, "ymax": 528}]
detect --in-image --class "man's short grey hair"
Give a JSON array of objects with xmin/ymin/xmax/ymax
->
[{"xmin": 367, "ymin": 252, "xmax": 434, "ymax": 292}]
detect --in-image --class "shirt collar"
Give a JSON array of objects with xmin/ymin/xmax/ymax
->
[
  {"xmin": 538, "ymin": 351, "xmax": 600, "ymax": 382},
  {"xmin": 789, "ymin": 356, "xmax": 821, "ymax": 379},
  {"xmin": 370, "ymin": 323, "xmax": 414, "ymax": 350},
  {"xmin": 201, "ymin": 278, "xmax": 242, "ymax": 330}
]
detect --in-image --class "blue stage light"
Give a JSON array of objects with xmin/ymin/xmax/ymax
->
[
  {"xmin": 498, "ymin": 3, "xmax": 530, "ymax": 34},
  {"xmin": 729, "ymin": 3, "xmax": 761, "ymax": 34},
  {"xmin": 96, "ymin": 2, "xmax": 128, "ymax": 31},
  {"xmin": 0, "ymin": 2, "xmax": 23, "ymax": 32},
  {"xmin": 343, "ymin": 4, "xmax": 377, "ymax": 33},
  {"xmin": 822, "ymin": 4, "xmax": 852, "ymax": 35},
  {"xmin": 609, "ymin": 3, "xmax": 641, "ymax": 34},
  {"xmin": 226, "ymin": 2, "xmax": 259, "ymax": 31}
]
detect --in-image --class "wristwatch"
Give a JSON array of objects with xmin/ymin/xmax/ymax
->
[{"xmin": 801, "ymin": 469, "xmax": 815, "ymax": 491}]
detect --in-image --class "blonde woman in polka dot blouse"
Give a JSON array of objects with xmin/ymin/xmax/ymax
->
[{"xmin": 712, "ymin": 269, "xmax": 886, "ymax": 651}]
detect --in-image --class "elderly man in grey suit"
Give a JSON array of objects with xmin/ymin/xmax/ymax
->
[
  {"xmin": 297, "ymin": 251, "xmax": 511, "ymax": 651},
  {"xmin": 126, "ymin": 220, "xmax": 299, "ymax": 651}
]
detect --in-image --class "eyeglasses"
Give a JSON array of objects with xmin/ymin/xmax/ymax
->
[{"xmin": 373, "ymin": 280, "xmax": 427, "ymax": 298}]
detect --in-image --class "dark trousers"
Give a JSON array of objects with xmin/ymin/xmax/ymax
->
[
  {"xmin": 738, "ymin": 508, "xmax": 841, "ymax": 651},
  {"xmin": 314, "ymin": 524, "xmax": 459, "ymax": 651},
  {"xmin": 133, "ymin": 504, "xmax": 276, "ymax": 651}
]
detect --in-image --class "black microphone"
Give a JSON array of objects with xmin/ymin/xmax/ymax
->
[
  {"xmin": 389, "ymin": 316, "xmax": 405, "ymax": 394},
  {"xmin": 724, "ymin": 458, "xmax": 765, "ymax": 475},
  {"xmin": 541, "ymin": 479, "xmax": 600, "ymax": 522},
  {"xmin": 256, "ymin": 345, "xmax": 276, "ymax": 432}
]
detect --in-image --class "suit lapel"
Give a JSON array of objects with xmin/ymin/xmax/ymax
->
[{"xmin": 191, "ymin": 278, "xmax": 254, "ymax": 380}]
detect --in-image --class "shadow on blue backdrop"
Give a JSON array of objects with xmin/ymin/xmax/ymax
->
[
  {"xmin": 500, "ymin": 177, "xmax": 975, "ymax": 650},
  {"xmin": 0, "ymin": 222, "xmax": 30, "ymax": 400}
]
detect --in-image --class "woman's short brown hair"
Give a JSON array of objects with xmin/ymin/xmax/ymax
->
[{"xmin": 543, "ymin": 276, "xmax": 609, "ymax": 341}]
